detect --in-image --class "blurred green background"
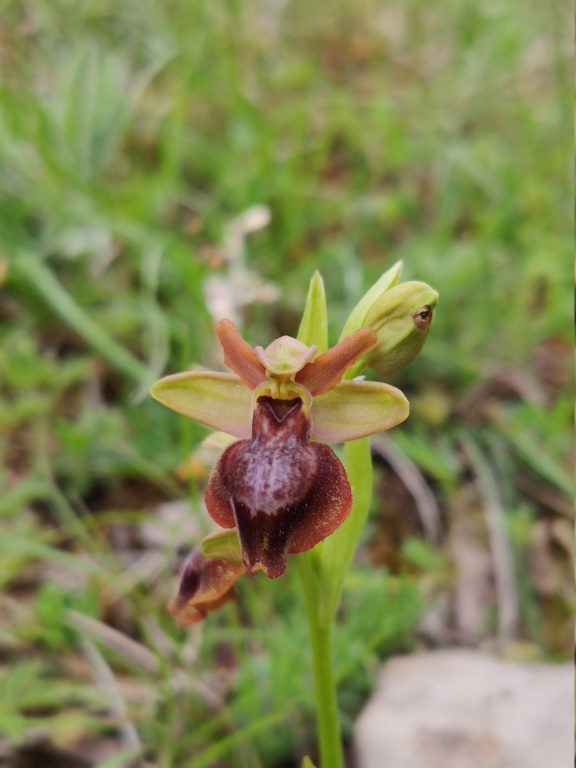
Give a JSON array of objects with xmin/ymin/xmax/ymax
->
[{"xmin": 0, "ymin": 1, "xmax": 571, "ymax": 767}]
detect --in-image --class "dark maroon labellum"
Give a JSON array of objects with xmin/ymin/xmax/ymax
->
[{"xmin": 205, "ymin": 396, "xmax": 352, "ymax": 578}]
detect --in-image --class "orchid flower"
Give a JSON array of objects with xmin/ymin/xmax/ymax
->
[
  {"xmin": 167, "ymin": 546, "xmax": 246, "ymax": 626},
  {"xmin": 153, "ymin": 264, "xmax": 438, "ymax": 768},
  {"xmin": 151, "ymin": 319, "xmax": 409, "ymax": 579}
]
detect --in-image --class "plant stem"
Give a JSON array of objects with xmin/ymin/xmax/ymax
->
[
  {"xmin": 299, "ymin": 553, "xmax": 344, "ymax": 768},
  {"xmin": 317, "ymin": 438, "xmax": 372, "ymax": 623},
  {"xmin": 298, "ymin": 438, "xmax": 373, "ymax": 766},
  {"xmin": 308, "ymin": 620, "xmax": 343, "ymax": 768}
]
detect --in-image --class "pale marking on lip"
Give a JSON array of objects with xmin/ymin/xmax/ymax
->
[{"xmin": 233, "ymin": 432, "xmax": 314, "ymax": 517}]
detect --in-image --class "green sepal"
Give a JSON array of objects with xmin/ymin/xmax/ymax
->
[
  {"xmin": 311, "ymin": 380, "xmax": 409, "ymax": 443},
  {"xmin": 339, "ymin": 261, "xmax": 403, "ymax": 341},
  {"xmin": 298, "ymin": 271, "xmax": 328, "ymax": 353},
  {"xmin": 200, "ymin": 529, "xmax": 243, "ymax": 563},
  {"xmin": 150, "ymin": 371, "xmax": 253, "ymax": 438}
]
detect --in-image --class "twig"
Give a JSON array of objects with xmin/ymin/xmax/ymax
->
[
  {"xmin": 66, "ymin": 610, "xmax": 160, "ymax": 675},
  {"xmin": 14, "ymin": 251, "xmax": 148, "ymax": 385},
  {"xmin": 371, "ymin": 434, "xmax": 442, "ymax": 544},
  {"xmin": 459, "ymin": 433, "xmax": 519, "ymax": 648},
  {"xmin": 66, "ymin": 610, "xmax": 225, "ymax": 709},
  {"xmin": 78, "ymin": 635, "xmax": 144, "ymax": 756}
]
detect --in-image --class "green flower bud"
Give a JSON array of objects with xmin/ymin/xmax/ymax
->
[
  {"xmin": 339, "ymin": 261, "xmax": 403, "ymax": 341},
  {"xmin": 359, "ymin": 281, "xmax": 438, "ymax": 375}
]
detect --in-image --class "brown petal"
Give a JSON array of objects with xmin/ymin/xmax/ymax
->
[
  {"xmin": 215, "ymin": 319, "xmax": 267, "ymax": 390},
  {"xmin": 295, "ymin": 327, "xmax": 377, "ymax": 396},
  {"xmin": 167, "ymin": 548, "xmax": 245, "ymax": 626},
  {"xmin": 205, "ymin": 396, "xmax": 352, "ymax": 578}
]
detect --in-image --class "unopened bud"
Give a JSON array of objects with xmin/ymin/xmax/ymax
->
[{"xmin": 360, "ymin": 281, "xmax": 438, "ymax": 375}]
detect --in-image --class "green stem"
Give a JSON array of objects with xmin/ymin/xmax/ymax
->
[
  {"xmin": 317, "ymin": 437, "xmax": 373, "ymax": 623},
  {"xmin": 308, "ymin": 621, "xmax": 343, "ymax": 768},
  {"xmin": 297, "ymin": 438, "xmax": 373, "ymax": 766},
  {"xmin": 299, "ymin": 553, "xmax": 344, "ymax": 768}
]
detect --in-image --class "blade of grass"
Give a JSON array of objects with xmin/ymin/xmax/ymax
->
[
  {"xmin": 13, "ymin": 251, "xmax": 148, "ymax": 384},
  {"xmin": 65, "ymin": 610, "xmax": 161, "ymax": 675},
  {"xmin": 191, "ymin": 711, "xmax": 290, "ymax": 768},
  {"xmin": 459, "ymin": 431, "xmax": 519, "ymax": 648},
  {"xmin": 93, "ymin": 750, "xmax": 147, "ymax": 768},
  {"xmin": 79, "ymin": 635, "xmax": 143, "ymax": 753}
]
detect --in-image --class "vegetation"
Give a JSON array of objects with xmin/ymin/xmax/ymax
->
[{"xmin": 0, "ymin": 1, "xmax": 571, "ymax": 766}]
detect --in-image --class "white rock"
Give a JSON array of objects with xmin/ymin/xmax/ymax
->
[{"xmin": 354, "ymin": 650, "xmax": 573, "ymax": 768}]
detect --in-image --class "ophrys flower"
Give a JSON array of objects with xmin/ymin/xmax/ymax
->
[{"xmin": 151, "ymin": 320, "xmax": 408, "ymax": 578}]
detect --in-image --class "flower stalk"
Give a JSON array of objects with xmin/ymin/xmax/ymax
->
[
  {"xmin": 299, "ymin": 554, "xmax": 344, "ymax": 768},
  {"xmin": 296, "ymin": 436, "xmax": 373, "ymax": 767}
]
